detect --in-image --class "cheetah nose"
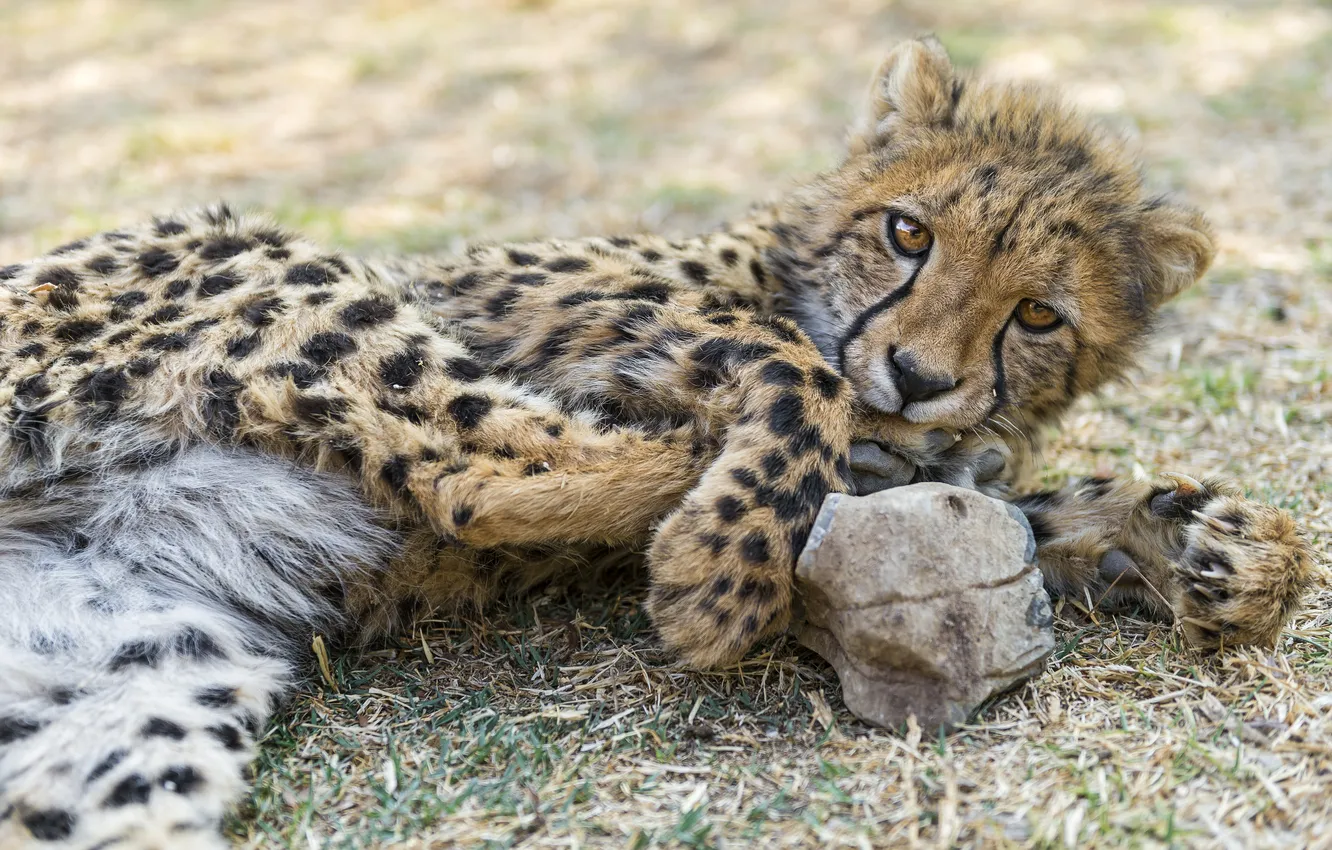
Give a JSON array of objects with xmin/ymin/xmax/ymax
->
[{"xmin": 890, "ymin": 348, "xmax": 957, "ymax": 405}]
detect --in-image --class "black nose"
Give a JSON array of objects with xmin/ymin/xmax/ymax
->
[{"xmin": 891, "ymin": 348, "xmax": 956, "ymax": 405}]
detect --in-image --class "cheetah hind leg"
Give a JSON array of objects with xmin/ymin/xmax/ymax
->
[
  {"xmin": 1016, "ymin": 474, "xmax": 1314, "ymax": 647},
  {"xmin": 0, "ymin": 435, "xmax": 396, "ymax": 848}
]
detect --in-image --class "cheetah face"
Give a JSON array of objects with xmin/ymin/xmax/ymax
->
[{"xmin": 769, "ymin": 38, "xmax": 1216, "ymax": 437}]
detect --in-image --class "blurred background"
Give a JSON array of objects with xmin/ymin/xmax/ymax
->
[{"xmin": 3, "ymin": 2, "xmax": 1330, "ymax": 846}]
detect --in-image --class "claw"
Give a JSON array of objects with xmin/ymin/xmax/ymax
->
[
  {"xmin": 1191, "ymin": 510, "xmax": 1239, "ymax": 536},
  {"xmin": 1190, "ymin": 583, "xmax": 1229, "ymax": 602},
  {"xmin": 1182, "ymin": 615, "xmax": 1224, "ymax": 635},
  {"xmin": 1161, "ymin": 472, "xmax": 1205, "ymax": 495}
]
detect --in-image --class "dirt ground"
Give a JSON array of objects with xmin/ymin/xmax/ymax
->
[{"xmin": 3, "ymin": 0, "xmax": 1331, "ymax": 847}]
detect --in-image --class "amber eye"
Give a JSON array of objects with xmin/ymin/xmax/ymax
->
[
  {"xmin": 1015, "ymin": 299, "xmax": 1063, "ymax": 332},
  {"xmin": 887, "ymin": 214, "xmax": 933, "ymax": 257}
]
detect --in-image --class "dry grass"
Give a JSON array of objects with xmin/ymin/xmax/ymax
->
[{"xmin": 3, "ymin": 0, "xmax": 1331, "ymax": 847}]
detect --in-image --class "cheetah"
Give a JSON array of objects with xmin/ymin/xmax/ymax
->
[{"xmin": 0, "ymin": 37, "xmax": 1311, "ymax": 849}]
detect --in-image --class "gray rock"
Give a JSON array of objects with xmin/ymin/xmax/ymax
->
[{"xmin": 794, "ymin": 483, "xmax": 1054, "ymax": 731}]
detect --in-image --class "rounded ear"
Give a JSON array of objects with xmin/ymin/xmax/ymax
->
[
  {"xmin": 848, "ymin": 36, "xmax": 957, "ymax": 156},
  {"xmin": 1141, "ymin": 201, "xmax": 1216, "ymax": 307}
]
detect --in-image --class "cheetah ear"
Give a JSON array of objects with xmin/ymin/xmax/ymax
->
[
  {"xmin": 848, "ymin": 36, "xmax": 956, "ymax": 156},
  {"xmin": 1140, "ymin": 201, "xmax": 1216, "ymax": 307}
]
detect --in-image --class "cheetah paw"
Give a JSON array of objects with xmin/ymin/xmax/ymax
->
[{"xmin": 1157, "ymin": 475, "xmax": 1313, "ymax": 648}]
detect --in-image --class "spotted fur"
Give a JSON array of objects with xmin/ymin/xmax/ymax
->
[{"xmin": 0, "ymin": 39, "xmax": 1311, "ymax": 848}]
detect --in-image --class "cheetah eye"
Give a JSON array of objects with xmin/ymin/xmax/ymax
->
[
  {"xmin": 886, "ymin": 214, "xmax": 933, "ymax": 258},
  {"xmin": 1014, "ymin": 299, "xmax": 1063, "ymax": 332}
]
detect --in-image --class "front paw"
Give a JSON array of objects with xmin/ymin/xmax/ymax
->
[
  {"xmin": 849, "ymin": 431, "xmax": 1007, "ymax": 495},
  {"xmin": 1172, "ymin": 494, "xmax": 1313, "ymax": 648},
  {"xmin": 646, "ymin": 510, "xmax": 795, "ymax": 668}
]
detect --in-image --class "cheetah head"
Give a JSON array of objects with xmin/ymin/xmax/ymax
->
[{"xmin": 768, "ymin": 37, "xmax": 1215, "ymax": 448}]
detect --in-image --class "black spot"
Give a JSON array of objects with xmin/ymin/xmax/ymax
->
[
  {"xmin": 698, "ymin": 533, "xmax": 729, "ymax": 555},
  {"xmin": 0, "ymin": 263, "xmax": 23, "ymax": 280},
  {"xmin": 50, "ymin": 238, "xmax": 88, "ymax": 255},
  {"xmin": 731, "ymin": 468, "xmax": 760, "ymax": 489},
  {"xmin": 36, "ymin": 266, "xmax": 82, "ymax": 289},
  {"xmin": 10, "ymin": 406, "xmax": 53, "ymax": 460},
  {"xmin": 0, "ymin": 716, "xmax": 43, "ymax": 745},
  {"xmin": 544, "ymin": 256, "xmax": 591, "ymax": 273},
  {"xmin": 300, "ymin": 332, "xmax": 356, "ymax": 366},
  {"xmin": 608, "ymin": 236, "xmax": 635, "ymax": 248},
  {"xmin": 140, "ymin": 332, "xmax": 190, "ymax": 351},
  {"xmin": 285, "ymin": 263, "xmax": 331, "ymax": 286},
  {"xmin": 136, "ymin": 247, "xmax": 180, "ymax": 277},
  {"xmin": 716, "ymin": 495, "xmax": 747, "ymax": 523},
  {"xmin": 155, "ymin": 219, "xmax": 187, "ymax": 236},
  {"xmin": 242, "ymin": 295, "xmax": 284, "ymax": 325},
  {"xmin": 811, "ymin": 367, "xmax": 843, "ymax": 399},
  {"xmin": 50, "ymin": 686, "xmax": 77, "ymax": 705},
  {"xmin": 225, "ymin": 331, "xmax": 262, "ymax": 359},
  {"xmin": 444, "ymin": 357, "xmax": 484, "ymax": 381},
  {"xmin": 1023, "ymin": 511, "xmax": 1054, "ymax": 545},
  {"xmin": 379, "ymin": 347, "xmax": 425, "ymax": 391},
  {"xmin": 75, "ymin": 368, "xmax": 130, "ymax": 411},
  {"xmin": 267, "ymin": 247, "xmax": 291, "ymax": 261},
  {"xmin": 15, "ymin": 342, "xmax": 46, "ymax": 359},
  {"xmin": 206, "ymin": 724, "xmax": 243, "ymax": 751},
  {"xmin": 87, "ymin": 749, "xmax": 127, "ymax": 784},
  {"xmin": 324, "ymin": 255, "xmax": 350, "ymax": 275},
  {"xmin": 305, "ymin": 291, "xmax": 333, "ymax": 306},
  {"xmin": 618, "ymin": 281, "xmax": 672, "ymax": 303},
  {"xmin": 21, "ymin": 809, "xmax": 75, "ymax": 841},
  {"xmin": 173, "ymin": 627, "xmax": 224, "ymax": 660},
  {"xmin": 507, "ymin": 249, "xmax": 540, "ymax": 266},
  {"xmin": 269, "ymin": 361, "xmax": 323, "ymax": 389},
  {"xmin": 142, "ymin": 717, "xmax": 187, "ymax": 740},
  {"xmin": 104, "ymin": 774, "xmax": 151, "ymax": 807},
  {"xmin": 55, "ymin": 319, "xmax": 103, "ymax": 343},
  {"xmin": 510, "ymin": 272, "xmax": 549, "ymax": 287},
  {"xmin": 109, "ymin": 289, "xmax": 149, "ymax": 312},
  {"xmin": 556, "ymin": 291, "xmax": 604, "ymax": 311},
  {"xmin": 158, "ymin": 765, "xmax": 203, "ymax": 795},
  {"xmin": 199, "ymin": 272, "xmax": 241, "ymax": 297},
  {"xmin": 293, "ymin": 394, "xmax": 349, "ymax": 424},
  {"xmin": 719, "ymin": 248, "xmax": 739, "ymax": 267},
  {"xmin": 485, "ymin": 286, "xmax": 522, "ymax": 316},
  {"xmin": 740, "ymin": 532, "xmax": 771, "ymax": 564},
  {"xmin": 706, "ymin": 312, "xmax": 738, "ymax": 326},
  {"xmin": 749, "ymin": 259, "xmax": 766, "ymax": 286},
  {"xmin": 106, "ymin": 329, "xmax": 135, "ymax": 345},
  {"xmin": 768, "ymin": 393, "xmax": 805, "ymax": 436},
  {"xmin": 20, "ymin": 320, "xmax": 41, "ymax": 335},
  {"xmin": 760, "ymin": 361, "xmax": 804, "ymax": 387},
  {"xmin": 340, "ymin": 296, "xmax": 397, "ymax": 329},
  {"xmin": 450, "ymin": 271, "xmax": 483, "ymax": 293},
  {"xmin": 126, "ymin": 357, "xmax": 158, "ymax": 377},
  {"xmin": 201, "ymin": 370, "xmax": 244, "ymax": 438},
  {"xmin": 109, "ymin": 639, "xmax": 163, "ymax": 672},
  {"xmin": 15, "ymin": 373, "xmax": 51, "ymax": 402},
  {"xmin": 254, "ymin": 228, "xmax": 288, "ymax": 247},
  {"xmin": 380, "ymin": 455, "xmax": 411, "ymax": 493},
  {"xmin": 679, "ymin": 260, "xmax": 710, "ymax": 284},
  {"xmin": 736, "ymin": 577, "xmax": 776, "ymax": 602},
  {"xmin": 87, "ymin": 254, "xmax": 121, "ymax": 276},
  {"xmin": 199, "ymin": 236, "xmax": 252, "ymax": 261},
  {"xmin": 640, "ymin": 249, "xmax": 662, "ymax": 262},
  {"xmin": 145, "ymin": 305, "xmax": 184, "ymax": 325},
  {"xmin": 447, "ymin": 394, "xmax": 492, "ymax": 430},
  {"xmin": 452, "ymin": 505, "xmax": 475, "ymax": 527},
  {"xmin": 760, "ymin": 452, "xmax": 788, "ymax": 479},
  {"xmin": 756, "ymin": 316, "xmax": 802, "ymax": 345},
  {"xmin": 194, "ymin": 686, "xmax": 236, "ymax": 709}
]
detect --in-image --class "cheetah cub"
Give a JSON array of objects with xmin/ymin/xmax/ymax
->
[{"xmin": 0, "ymin": 37, "xmax": 1310, "ymax": 849}]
